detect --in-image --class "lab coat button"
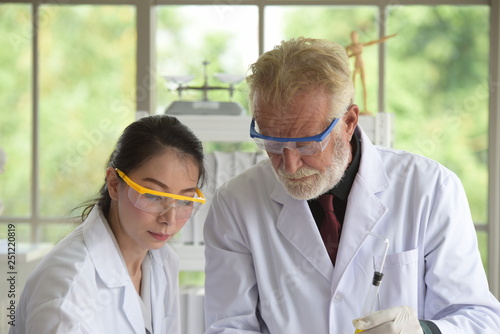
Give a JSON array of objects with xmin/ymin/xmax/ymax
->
[{"xmin": 333, "ymin": 293, "xmax": 343, "ymax": 302}]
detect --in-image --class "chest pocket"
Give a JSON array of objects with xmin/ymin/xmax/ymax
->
[{"xmin": 374, "ymin": 248, "xmax": 419, "ymax": 311}]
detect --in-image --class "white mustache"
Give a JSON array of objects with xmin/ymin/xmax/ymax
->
[{"xmin": 278, "ymin": 167, "xmax": 320, "ymax": 179}]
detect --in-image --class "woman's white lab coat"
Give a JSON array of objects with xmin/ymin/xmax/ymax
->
[
  {"xmin": 203, "ymin": 127, "xmax": 500, "ymax": 334},
  {"xmin": 10, "ymin": 206, "xmax": 180, "ymax": 334}
]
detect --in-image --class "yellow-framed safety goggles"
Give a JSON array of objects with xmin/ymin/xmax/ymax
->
[{"xmin": 115, "ymin": 168, "xmax": 205, "ymax": 218}]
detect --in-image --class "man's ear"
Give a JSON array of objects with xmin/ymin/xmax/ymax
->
[
  {"xmin": 106, "ymin": 167, "xmax": 120, "ymax": 201},
  {"xmin": 343, "ymin": 104, "xmax": 359, "ymax": 140}
]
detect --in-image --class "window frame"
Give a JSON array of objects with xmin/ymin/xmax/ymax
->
[{"xmin": 1, "ymin": 0, "xmax": 499, "ymax": 297}]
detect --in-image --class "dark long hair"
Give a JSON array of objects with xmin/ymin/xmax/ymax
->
[{"xmin": 79, "ymin": 115, "xmax": 205, "ymax": 221}]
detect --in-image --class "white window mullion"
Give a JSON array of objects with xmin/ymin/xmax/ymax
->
[
  {"xmin": 136, "ymin": 0, "xmax": 155, "ymax": 116},
  {"xmin": 258, "ymin": 3, "xmax": 264, "ymax": 55},
  {"xmin": 488, "ymin": 0, "xmax": 500, "ymax": 299},
  {"xmin": 378, "ymin": 5, "xmax": 387, "ymax": 113},
  {"xmin": 31, "ymin": 1, "xmax": 40, "ymax": 243}
]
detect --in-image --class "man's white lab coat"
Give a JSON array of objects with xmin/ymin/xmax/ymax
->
[
  {"xmin": 204, "ymin": 127, "xmax": 500, "ymax": 334},
  {"xmin": 10, "ymin": 206, "xmax": 180, "ymax": 334}
]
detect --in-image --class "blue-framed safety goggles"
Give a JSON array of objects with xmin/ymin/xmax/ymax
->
[{"xmin": 250, "ymin": 117, "xmax": 340, "ymax": 155}]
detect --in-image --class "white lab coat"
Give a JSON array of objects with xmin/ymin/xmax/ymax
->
[
  {"xmin": 10, "ymin": 206, "xmax": 180, "ymax": 334},
  {"xmin": 203, "ymin": 127, "xmax": 500, "ymax": 334}
]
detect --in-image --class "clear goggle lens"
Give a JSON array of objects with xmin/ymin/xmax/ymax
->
[
  {"xmin": 127, "ymin": 187, "xmax": 203, "ymax": 220},
  {"xmin": 252, "ymin": 136, "xmax": 331, "ymax": 156}
]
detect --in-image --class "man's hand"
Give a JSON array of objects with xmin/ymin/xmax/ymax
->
[{"xmin": 352, "ymin": 305, "xmax": 423, "ymax": 334}]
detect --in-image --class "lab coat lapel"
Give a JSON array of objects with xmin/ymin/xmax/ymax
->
[
  {"xmin": 273, "ymin": 189, "xmax": 334, "ymax": 282},
  {"xmin": 84, "ymin": 208, "xmax": 145, "ymax": 334},
  {"xmin": 120, "ymin": 284, "xmax": 146, "ymax": 333},
  {"xmin": 84, "ymin": 209, "xmax": 128, "ymax": 287},
  {"xmin": 331, "ymin": 127, "xmax": 389, "ymax": 290},
  {"xmin": 149, "ymin": 252, "xmax": 168, "ymax": 331}
]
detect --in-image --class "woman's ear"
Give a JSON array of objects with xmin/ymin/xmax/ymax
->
[{"xmin": 106, "ymin": 167, "xmax": 120, "ymax": 201}]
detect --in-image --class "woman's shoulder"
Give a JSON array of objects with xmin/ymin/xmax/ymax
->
[
  {"xmin": 18, "ymin": 231, "xmax": 96, "ymax": 315},
  {"xmin": 36, "ymin": 225, "xmax": 88, "ymax": 272}
]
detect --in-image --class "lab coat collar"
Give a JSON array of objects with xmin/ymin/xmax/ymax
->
[
  {"xmin": 147, "ymin": 248, "xmax": 168, "ymax": 304},
  {"xmin": 83, "ymin": 206, "xmax": 147, "ymax": 334},
  {"xmin": 273, "ymin": 193, "xmax": 334, "ymax": 282},
  {"xmin": 353, "ymin": 126, "xmax": 390, "ymax": 193},
  {"xmin": 83, "ymin": 207, "xmax": 130, "ymax": 288},
  {"xmin": 331, "ymin": 126, "xmax": 389, "ymax": 290}
]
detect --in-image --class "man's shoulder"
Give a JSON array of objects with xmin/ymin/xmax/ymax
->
[
  {"xmin": 377, "ymin": 145, "xmax": 450, "ymax": 170},
  {"xmin": 372, "ymin": 145, "xmax": 455, "ymax": 184},
  {"xmin": 225, "ymin": 158, "xmax": 274, "ymax": 185},
  {"xmin": 215, "ymin": 158, "xmax": 279, "ymax": 200}
]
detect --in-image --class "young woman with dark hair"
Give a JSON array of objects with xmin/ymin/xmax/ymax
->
[{"xmin": 11, "ymin": 115, "xmax": 206, "ymax": 334}]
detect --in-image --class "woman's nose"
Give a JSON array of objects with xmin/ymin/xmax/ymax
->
[{"xmin": 157, "ymin": 207, "xmax": 177, "ymax": 225}]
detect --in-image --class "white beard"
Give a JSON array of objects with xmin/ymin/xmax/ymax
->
[{"xmin": 273, "ymin": 131, "xmax": 351, "ymax": 200}]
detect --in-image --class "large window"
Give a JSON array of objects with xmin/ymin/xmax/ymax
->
[{"xmin": 0, "ymin": 0, "xmax": 499, "ymax": 297}]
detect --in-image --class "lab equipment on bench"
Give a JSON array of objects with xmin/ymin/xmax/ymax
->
[{"xmin": 164, "ymin": 61, "xmax": 246, "ymax": 115}]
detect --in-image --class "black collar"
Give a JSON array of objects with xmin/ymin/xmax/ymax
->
[{"xmin": 328, "ymin": 132, "xmax": 361, "ymax": 203}]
